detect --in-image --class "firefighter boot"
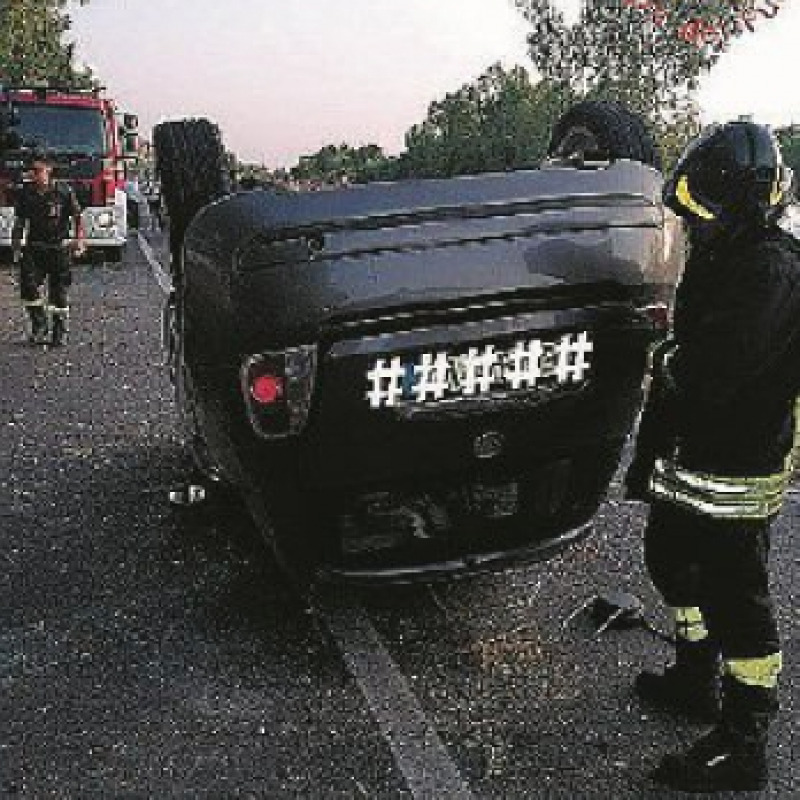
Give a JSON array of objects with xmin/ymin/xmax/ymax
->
[
  {"xmin": 635, "ymin": 636, "xmax": 721, "ymax": 724},
  {"xmin": 651, "ymin": 674, "xmax": 778, "ymax": 792},
  {"xmin": 50, "ymin": 312, "xmax": 68, "ymax": 347},
  {"xmin": 27, "ymin": 305, "xmax": 49, "ymax": 345}
]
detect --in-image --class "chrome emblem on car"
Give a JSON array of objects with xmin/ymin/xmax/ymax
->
[{"xmin": 474, "ymin": 431, "xmax": 504, "ymax": 460}]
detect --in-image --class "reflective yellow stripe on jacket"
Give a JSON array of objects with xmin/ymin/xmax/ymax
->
[
  {"xmin": 650, "ymin": 396, "xmax": 799, "ymax": 519},
  {"xmin": 650, "ymin": 458, "xmax": 792, "ymax": 519}
]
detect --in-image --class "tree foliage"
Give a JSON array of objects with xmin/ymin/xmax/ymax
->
[
  {"xmin": 285, "ymin": 64, "xmax": 569, "ymax": 185},
  {"xmin": 0, "ymin": 0, "xmax": 94, "ymax": 88},
  {"xmin": 513, "ymin": 1, "xmax": 790, "ymax": 168},
  {"xmin": 777, "ymin": 127, "xmax": 800, "ymax": 174},
  {"xmin": 290, "ymin": 143, "xmax": 389, "ymax": 185},
  {"xmin": 268, "ymin": 3, "xmax": 794, "ymax": 186},
  {"xmin": 401, "ymin": 64, "xmax": 569, "ymax": 178}
]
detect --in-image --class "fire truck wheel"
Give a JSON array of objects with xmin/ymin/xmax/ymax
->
[
  {"xmin": 153, "ymin": 118, "xmax": 230, "ymax": 271},
  {"xmin": 548, "ymin": 100, "xmax": 662, "ymax": 170},
  {"xmin": 103, "ymin": 245, "xmax": 125, "ymax": 264}
]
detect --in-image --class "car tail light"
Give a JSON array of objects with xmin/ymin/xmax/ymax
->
[
  {"xmin": 251, "ymin": 374, "xmax": 285, "ymax": 405},
  {"xmin": 241, "ymin": 345, "xmax": 317, "ymax": 439}
]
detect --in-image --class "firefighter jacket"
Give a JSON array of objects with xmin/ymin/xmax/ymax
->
[
  {"xmin": 626, "ymin": 226, "xmax": 800, "ymax": 518},
  {"xmin": 14, "ymin": 181, "xmax": 81, "ymax": 246}
]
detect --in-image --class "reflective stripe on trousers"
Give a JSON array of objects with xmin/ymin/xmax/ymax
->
[
  {"xmin": 724, "ymin": 653, "xmax": 783, "ymax": 690},
  {"xmin": 672, "ymin": 606, "xmax": 709, "ymax": 643}
]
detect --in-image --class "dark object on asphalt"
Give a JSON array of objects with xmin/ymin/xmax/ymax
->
[
  {"xmin": 153, "ymin": 103, "xmax": 683, "ymax": 584},
  {"xmin": 635, "ymin": 637, "xmax": 721, "ymax": 724},
  {"xmin": 588, "ymin": 591, "xmax": 645, "ymax": 634},
  {"xmin": 562, "ymin": 590, "xmax": 674, "ymax": 644},
  {"xmin": 168, "ymin": 483, "xmax": 208, "ymax": 506},
  {"xmin": 650, "ymin": 676, "xmax": 776, "ymax": 792}
]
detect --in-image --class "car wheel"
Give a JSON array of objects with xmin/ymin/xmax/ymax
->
[
  {"xmin": 548, "ymin": 100, "xmax": 662, "ymax": 170},
  {"xmin": 152, "ymin": 118, "xmax": 230, "ymax": 273}
]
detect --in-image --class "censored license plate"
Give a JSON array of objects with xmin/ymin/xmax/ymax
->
[{"xmin": 366, "ymin": 332, "xmax": 593, "ymax": 409}]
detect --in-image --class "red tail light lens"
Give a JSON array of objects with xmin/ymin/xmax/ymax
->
[
  {"xmin": 250, "ymin": 374, "xmax": 285, "ymax": 405},
  {"xmin": 241, "ymin": 346, "xmax": 317, "ymax": 440},
  {"xmin": 639, "ymin": 302, "xmax": 671, "ymax": 331}
]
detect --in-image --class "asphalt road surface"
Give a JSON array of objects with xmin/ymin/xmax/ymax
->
[{"xmin": 1, "ymin": 229, "xmax": 797, "ymax": 798}]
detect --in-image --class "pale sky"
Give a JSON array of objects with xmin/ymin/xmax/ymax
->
[{"xmin": 69, "ymin": 0, "xmax": 800, "ymax": 167}]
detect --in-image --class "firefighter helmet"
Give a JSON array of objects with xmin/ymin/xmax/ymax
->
[{"xmin": 663, "ymin": 121, "xmax": 793, "ymax": 232}]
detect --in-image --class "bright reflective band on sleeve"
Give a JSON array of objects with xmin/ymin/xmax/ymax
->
[
  {"xmin": 22, "ymin": 298, "xmax": 45, "ymax": 308},
  {"xmin": 724, "ymin": 653, "xmax": 783, "ymax": 690},
  {"xmin": 676, "ymin": 176, "xmax": 716, "ymax": 221},
  {"xmin": 650, "ymin": 457, "xmax": 792, "ymax": 519},
  {"xmin": 672, "ymin": 606, "xmax": 709, "ymax": 643},
  {"xmin": 770, "ymin": 178, "xmax": 783, "ymax": 207}
]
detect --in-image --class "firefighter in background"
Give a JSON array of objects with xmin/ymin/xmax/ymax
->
[
  {"xmin": 11, "ymin": 154, "xmax": 86, "ymax": 346},
  {"xmin": 624, "ymin": 121, "xmax": 799, "ymax": 792}
]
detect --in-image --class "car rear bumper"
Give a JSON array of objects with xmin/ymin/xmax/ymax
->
[
  {"xmin": 249, "ymin": 436, "xmax": 624, "ymax": 584},
  {"xmin": 314, "ymin": 520, "xmax": 594, "ymax": 585}
]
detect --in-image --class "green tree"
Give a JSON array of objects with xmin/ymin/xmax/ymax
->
[
  {"xmin": 290, "ymin": 143, "xmax": 390, "ymax": 185},
  {"xmin": 513, "ymin": 1, "xmax": 791, "ymax": 169},
  {"xmin": 285, "ymin": 65, "xmax": 569, "ymax": 184},
  {"xmin": 0, "ymin": 0, "xmax": 94, "ymax": 88},
  {"xmin": 401, "ymin": 64, "xmax": 569, "ymax": 178}
]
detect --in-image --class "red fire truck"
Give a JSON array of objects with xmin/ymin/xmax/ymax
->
[{"xmin": 0, "ymin": 85, "xmax": 138, "ymax": 261}]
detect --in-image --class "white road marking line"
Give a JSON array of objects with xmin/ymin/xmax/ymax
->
[
  {"xmin": 138, "ymin": 226, "xmax": 472, "ymax": 795},
  {"xmin": 315, "ymin": 587, "xmax": 475, "ymax": 800},
  {"xmin": 136, "ymin": 231, "xmax": 172, "ymax": 295}
]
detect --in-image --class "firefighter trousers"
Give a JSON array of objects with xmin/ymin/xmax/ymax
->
[
  {"xmin": 20, "ymin": 246, "xmax": 72, "ymax": 313},
  {"xmin": 644, "ymin": 500, "xmax": 780, "ymax": 659}
]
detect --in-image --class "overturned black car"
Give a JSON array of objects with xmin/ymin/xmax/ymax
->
[{"xmin": 154, "ymin": 102, "xmax": 684, "ymax": 583}]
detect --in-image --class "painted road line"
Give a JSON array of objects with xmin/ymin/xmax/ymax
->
[
  {"xmin": 139, "ymin": 225, "xmax": 473, "ymax": 796},
  {"xmin": 315, "ymin": 587, "xmax": 475, "ymax": 800},
  {"xmin": 137, "ymin": 231, "xmax": 172, "ymax": 295},
  {"xmin": 239, "ymin": 480, "xmax": 472, "ymax": 796}
]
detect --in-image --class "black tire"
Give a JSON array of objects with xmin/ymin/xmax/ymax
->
[
  {"xmin": 103, "ymin": 244, "xmax": 125, "ymax": 263},
  {"xmin": 152, "ymin": 118, "xmax": 230, "ymax": 272},
  {"xmin": 548, "ymin": 101, "xmax": 661, "ymax": 170}
]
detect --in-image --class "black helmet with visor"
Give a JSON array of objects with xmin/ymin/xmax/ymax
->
[{"xmin": 663, "ymin": 121, "xmax": 793, "ymax": 235}]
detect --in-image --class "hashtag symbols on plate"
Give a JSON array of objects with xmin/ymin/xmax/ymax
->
[
  {"xmin": 505, "ymin": 339, "xmax": 545, "ymax": 390},
  {"xmin": 461, "ymin": 345, "xmax": 499, "ymax": 396},
  {"xmin": 366, "ymin": 356, "xmax": 407, "ymax": 409},
  {"xmin": 554, "ymin": 332, "xmax": 594, "ymax": 384},
  {"xmin": 413, "ymin": 352, "xmax": 450, "ymax": 403}
]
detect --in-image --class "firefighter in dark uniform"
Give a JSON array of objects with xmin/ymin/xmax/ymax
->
[
  {"xmin": 624, "ymin": 121, "xmax": 800, "ymax": 792},
  {"xmin": 11, "ymin": 154, "xmax": 86, "ymax": 346}
]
